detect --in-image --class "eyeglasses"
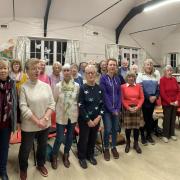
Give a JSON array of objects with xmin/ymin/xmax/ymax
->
[
  {"xmin": 63, "ymin": 69, "xmax": 70, "ymax": 72},
  {"xmin": 85, "ymin": 72, "xmax": 96, "ymax": 75}
]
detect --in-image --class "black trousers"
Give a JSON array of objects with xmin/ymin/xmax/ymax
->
[
  {"xmin": 141, "ymin": 105, "xmax": 155, "ymax": 137},
  {"xmin": 18, "ymin": 128, "xmax": 49, "ymax": 171},
  {"xmin": 0, "ymin": 128, "xmax": 11, "ymax": 175},
  {"xmin": 77, "ymin": 120, "xmax": 100, "ymax": 160},
  {"xmin": 163, "ymin": 106, "xmax": 177, "ymax": 138},
  {"xmin": 125, "ymin": 129, "xmax": 139, "ymax": 142}
]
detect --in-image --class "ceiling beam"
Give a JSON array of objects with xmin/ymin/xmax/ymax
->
[
  {"xmin": 13, "ymin": 0, "xmax": 15, "ymax": 20},
  {"xmin": 44, "ymin": 0, "xmax": 52, "ymax": 37},
  {"xmin": 82, "ymin": 0, "xmax": 122, "ymax": 26},
  {"xmin": 115, "ymin": 0, "xmax": 165, "ymax": 44}
]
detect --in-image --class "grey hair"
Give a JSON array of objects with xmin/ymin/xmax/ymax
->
[
  {"xmin": 164, "ymin": 65, "xmax": 173, "ymax": 71},
  {"xmin": 52, "ymin": 62, "xmax": 62, "ymax": 68},
  {"xmin": 125, "ymin": 71, "xmax": 136, "ymax": 82},
  {"xmin": 25, "ymin": 58, "xmax": 40, "ymax": 71},
  {"xmin": 85, "ymin": 64, "xmax": 97, "ymax": 73},
  {"xmin": 0, "ymin": 58, "xmax": 9, "ymax": 67}
]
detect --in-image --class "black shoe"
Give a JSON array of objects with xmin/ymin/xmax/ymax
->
[
  {"xmin": 141, "ymin": 137, "xmax": 148, "ymax": 146},
  {"xmin": 0, "ymin": 174, "xmax": 9, "ymax": 180},
  {"xmin": 87, "ymin": 157, "xmax": 97, "ymax": 165},
  {"xmin": 79, "ymin": 159, "xmax": 87, "ymax": 169},
  {"xmin": 146, "ymin": 136, "xmax": 155, "ymax": 145}
]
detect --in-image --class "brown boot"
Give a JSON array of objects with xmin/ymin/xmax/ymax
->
[
  {"xmin": 111, "ymin": 147, "xmax": 119, "ymax": 159},
  {"xmin": 104, "ymin": 149, "xmax": 110, "ymax": 161},
  {"xmin": 125, "ymin": 140, "xmax": 130, "ymax": 153},
  {"xmin": 63, "ymin": 153, "xmax": 70, "ymax": 168},
  {"xmin": 133, "ymin": 141, "xmax": 142, "ymax": 154},
  {"xmin": 20, "ymin": 170, "xmax": 27, "ymax": 180},
  {"xmin": 51, "ymin": 155, "xmax": 58, "ymax": 169}
]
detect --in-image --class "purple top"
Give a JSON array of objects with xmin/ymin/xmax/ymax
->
[{"xmin": 99, "ymin": 74, "xmax": 121, "ymax": 113}]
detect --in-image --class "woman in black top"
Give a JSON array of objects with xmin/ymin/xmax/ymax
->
[{"xmin": 78, "ymin": 64, "xmax": 104, "ymax": 169}]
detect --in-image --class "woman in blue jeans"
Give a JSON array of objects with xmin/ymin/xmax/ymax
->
[
  {"xmin": 100, "ymin": 59, "xmax": 121, "ymax": 161},
  {"xmin": 51, "ymin": 64, "xmax": 79, "ymax": 169},
  {"xmin": 0, "ymin": 59, "xmax": 18, "ymax": 180}
]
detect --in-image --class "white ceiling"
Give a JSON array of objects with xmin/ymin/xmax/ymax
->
[
  {"xmin": 0, "ymin": 0, "xmax": 145, "ymax": 28},
  {"xmin": 123, "ymin": 1, "xmax": 180, "ymax": 42},
  {"xmin": 0, "ymin": 0, "xmax": 180, "ymax": 44}
]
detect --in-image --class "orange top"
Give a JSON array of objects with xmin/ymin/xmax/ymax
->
[{"xmin": 121, "ymin": 83, "xmax": 144, "ymax": 110}]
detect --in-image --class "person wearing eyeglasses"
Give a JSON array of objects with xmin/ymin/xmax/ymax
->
[
  {"xmin": 18, "ymin": 59, "xmax": 55, "ymax": 180},
  {"xmin": 51, "ymin": 64, "xmax": 79, "ymax": 169},
  {"xmin": 77, "ymin": 64, "xmax": 104, "ymax": 169}
]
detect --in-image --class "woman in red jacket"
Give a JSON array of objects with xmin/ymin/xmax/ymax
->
[
  {"xmin": 160, "ymin": 65, "xmax": 179, "ymax": 143},
  {"xmin": 121, "ymin": 71, "xmax": 144, "ymax": 154}
]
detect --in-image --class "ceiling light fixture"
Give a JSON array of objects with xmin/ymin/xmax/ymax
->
[{"xmin": 144, "ymin": 0, "xmax": 180, "ymax": 12}]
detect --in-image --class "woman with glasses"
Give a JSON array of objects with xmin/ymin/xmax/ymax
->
[
  {"xmin": 78, "ymin": 64, "xmax": 104, "ymax": 169},
  {"xmin": 18, "ymin": 59, "xmax": 55, "ymax": 180}
]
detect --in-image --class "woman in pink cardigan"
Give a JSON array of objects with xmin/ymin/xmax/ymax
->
[
  {"xmin": 121, "ymin": 71, "xmax": 144, "ymax": 154},
  {"xmin": 160, "ymin": 65, "xmax": 179, "ymax": 143}
]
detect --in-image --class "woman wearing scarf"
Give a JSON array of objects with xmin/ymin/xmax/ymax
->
[
  {"xmin": 0, "ymin": 59, "xmax": 18, "ymax": 180},
  {"xmin": 51, "ymin": 64, "xmax": 79, "ymax": 169}
]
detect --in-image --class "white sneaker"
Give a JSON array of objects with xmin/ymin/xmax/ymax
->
[
  {"xmin": 171, "ymin": 136, "xmax": 177, "ymax": 141},
  {"xmin": 162, "ymin": 137, "xmax": 168, "ymax": 143}
]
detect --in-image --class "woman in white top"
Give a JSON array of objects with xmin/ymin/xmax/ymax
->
[
  {"xmin": 18, "ymin": 58, "xmax": 55, "ymax": 180},
  {"xmin": 51, "ymin": 64, "xmax": 79, "ymax": 169}
]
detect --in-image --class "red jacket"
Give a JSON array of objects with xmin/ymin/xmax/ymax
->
[{"xmin": 160, "ymin": 76, "xmax": 180, "ymax": 106}]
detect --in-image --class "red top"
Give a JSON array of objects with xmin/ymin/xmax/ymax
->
[
  {"xmin": 160, "ymin": 76, "xmax": 180, "ymax": 106},
  {"xmin": 121, "ymin": 83, "xmax": 144, "ymax": 110}
]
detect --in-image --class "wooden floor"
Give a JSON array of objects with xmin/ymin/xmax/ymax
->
[{"xmin": 8, "ymin": 120, "xmax": 180, "ymax": 180}]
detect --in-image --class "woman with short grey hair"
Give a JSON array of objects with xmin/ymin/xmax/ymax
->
[
  {"xmin": 122, "ymin": 71, "xmax": 144, "ymax": 154},
  {"xmin": 160, "ymin": 65, "xmax": 179, "ymax": 143},
  {"xmin": 18, "ymin": 58, "xmax": 55, "ymax": 180}
]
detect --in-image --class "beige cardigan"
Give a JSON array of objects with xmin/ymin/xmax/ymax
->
[
  {"xmin": 19, "ymin": 80, "xmax": 55, "ymax": 132},
  {"xmin": 54, "ymin": 81, "xmax": 79, "ymax": 125}
]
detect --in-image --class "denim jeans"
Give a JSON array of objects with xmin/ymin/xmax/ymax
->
[
  {"xmin": 103, "ymin": 112, "xmax": 120, "ymax": 149},
  {"xmin": 52, "ymin": 120, "xmax": 76, "ymax": 155},
  {"xmin": 0, "ymin": 128, "xmax": 11, "ymax": 175},
  {"xmin": 18, "ymin": 128, "xmax": 49, "ymax": 171}
]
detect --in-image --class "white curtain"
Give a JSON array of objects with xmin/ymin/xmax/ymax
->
[
  {"xmin": 138, "ymin": 49, "xmax": 147, "ymax": 71},
  {"xmin": 163, "ymin": 54, "xmax": 171, "ymax": 65},
  {"xmin": 14, "ymin": 36, "xmax": 30, "ymax": 68},
  {"xmin": 65, "ymin": 40, "xmax": 80, "ymax": 64},
  {"xmin": 105, "ymin": 44, "xmax": 119, "ymax": 60}
]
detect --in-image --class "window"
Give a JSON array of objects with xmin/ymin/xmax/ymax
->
[
  {"xmin": 56, "ymin": 41, "xmax": 67, "ymax": 65},
  {"xmin": 29, "ymin": 38, "xmax": 67, "ymax": 65},
  {"xmin": 170, "ymin": 53, "xmax": 177, "ymax": 68},
  {"xmin": 30, "ymin": 40, "xmax": 41, "ymax": 59}
]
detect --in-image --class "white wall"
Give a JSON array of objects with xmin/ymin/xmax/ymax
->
[
  {"xmin": 0, "ymin": 17, "xmax": 115, "ymax": 63},
  {"xmin": 161, "ymin": 30, "xmax": 180, "ymax": 57}
]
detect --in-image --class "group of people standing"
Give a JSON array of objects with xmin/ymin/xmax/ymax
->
[{"xmin": 0, "ymin": 57, "xmax": 179, "ymax": 180}]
